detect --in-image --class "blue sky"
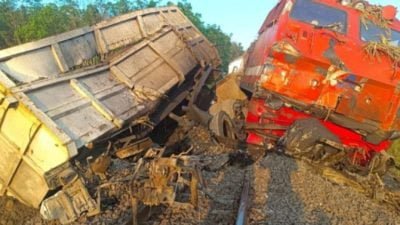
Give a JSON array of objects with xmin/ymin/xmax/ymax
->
[
  {"xmin": 54, "ymin": 0, "xmax": 400, "ymax": 48},
  {"xmin": 187, "ymin": 0, "xmax": 400, "ymax": 49},
  {"xmin": 188, "ymin": 0, "xmax": 273, "ymax": 49}
]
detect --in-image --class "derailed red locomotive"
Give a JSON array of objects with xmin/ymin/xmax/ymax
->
[{"xmin": 241, "ymin": 0, "xmax": 400, "ymax": 168}]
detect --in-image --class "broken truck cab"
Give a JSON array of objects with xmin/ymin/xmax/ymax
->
[{"xmin": 241, "ymin": 0, "xmax": 400, "ymax": 165}]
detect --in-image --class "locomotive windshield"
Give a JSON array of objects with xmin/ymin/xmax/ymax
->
[
  {"xmin": 291, "ymin": 0, "xmax": 348, "ymax": 33},
  {"xmin": 361, "ymin": 20, "xmax": 400, "ymax": 47}
]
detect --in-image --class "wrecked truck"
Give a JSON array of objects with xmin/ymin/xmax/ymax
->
[
  {"xmin": 231, "ymin": 0, "xmax": 400, "ymax": 171},
  {"xmin": 0, "ymin": 6, "xmax": 219, "ymax": 223}
]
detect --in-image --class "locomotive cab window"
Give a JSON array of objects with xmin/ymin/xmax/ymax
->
[
  {"xmin": 290, "ymin": 0, "xmax": 348, "ymax": 33},
  {"xmin": 361, "ymin": 20, "xmax": 400, "ymax": 47}
]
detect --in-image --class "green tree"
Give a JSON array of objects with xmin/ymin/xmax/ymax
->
[
  {"xmin": 111, "ymin": 0, "xmax": 132, "ymax": 16},
  {"xmin": 22, "ymin": 0, "xmax": 43, "ymax": 10},
  {"xmin": 0, "ymin": 0, "xmax": 244, "ymax": 71},
  {"xmin": 92, "ymin": 0, "xmax": 114, "ymax": 19},
  {"xmin": 175, "ymin": 1, "xmax": 205, "ymax": 32},
  {"xmin": 0, "ymin": 0, "xmax": 28, "ymax": 46},
  {"xmin": 14, "ymin": 4, "xmax": 69, "ymax": 43},
  {"xmin": 60, "ymin": 0, "xmax": 84, "ymax": 29},
  {"xmin": 135, "ymin": 0, "xmax": 161, "ymax": 9},
  {"xmin": 82, "ymin": 4, "xmax": 103, "ymax": 25},
  {"xmin": 175, "ymin": 1, "xmax": 244, "ymax": 71},
  {"xmin": 230, "ymin": 42, "xmax": 244, "ymax": 62}
]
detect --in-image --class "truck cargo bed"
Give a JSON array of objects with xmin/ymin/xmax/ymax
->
[{"xmin": 0, "ymin": 6, "xmax": 219, "ymax": 208}]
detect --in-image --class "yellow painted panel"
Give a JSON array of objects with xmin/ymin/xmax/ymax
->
[
  {"xmin": 27, "ymin": 125, "xmax": 70, "ymax": 172},
  {"xmin": 0, "ymin": 83, "xmax": 7, "ymax": 95},
  {"xmin": 0, "ymin": 100, "xmax": 69, "ymax": 207},
  {"xmin": 9, "ymin": 161, "xmax": 48, "ymax": 208},
  {"xmin": 1, "ymin": 106, "xmax": 40, "ymax": 153},
  {"xmin": 0, "ymin": 107, "xmax": 5, "ymax": 122},
  {"xmin": 0, "ymin": 134, "xmax": 20, "ymax": 183}
]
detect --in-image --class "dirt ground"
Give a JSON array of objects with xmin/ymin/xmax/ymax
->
[{"xmin": 1, "ymin": 126, "xmax": 400, "ymax": 225}]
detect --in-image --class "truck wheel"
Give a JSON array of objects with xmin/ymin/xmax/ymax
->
[{"xmin": 209, "ymin": 111, "xmax": 236, "ymax": 140}]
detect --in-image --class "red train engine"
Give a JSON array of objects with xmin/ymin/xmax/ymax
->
[{"xmin": 241, "ymin": 0, "xmax": 400, "ymax": 169}]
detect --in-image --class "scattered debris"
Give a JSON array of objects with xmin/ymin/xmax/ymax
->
[
  {"xmin": 364, "ymin": 35, "xmax": 400, "ymax": 66},
  {"xmin": 360, "ymin": 4, "xmax": 392, "ymax": 29},
  {"xmin": 115, "ymin": 138, "xmax": 153, "ymax": 159},
  {"xmin": 40, "ymin": 178, "xmax": 99, "ymax": 225}
]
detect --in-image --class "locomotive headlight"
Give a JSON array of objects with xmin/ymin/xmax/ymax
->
[
  {"xmin": 310, "ymin": 79, "xmax": 319, "ymax": 88},
  {"xmin": 280, "ymin": 70, "xmax": 288, "ymax": 79},
  {"xmin": 354, "ymin": 85, "xmax": 362, "ymax": 93},
  {"xmin": 341, "ymin": 0, "xmax": 352, "ymax": 6},
  {"xmin": 366, "ymin": 97, "xmax": 372, "ymax": 105}
]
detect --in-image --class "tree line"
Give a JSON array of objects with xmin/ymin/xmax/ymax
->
[{"xmin": 0, "ymin": 0, "xmax": 243, "ymax": 71}]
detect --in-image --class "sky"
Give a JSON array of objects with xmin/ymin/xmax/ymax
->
[
  {"xmin": 51, "ymin": 0, "xmax": 400, "ymax": 49},
  {"xmin": 186, "ymin": 0, "xmax": 400, "ymax": 49},
  {"xmin": 187, "ymin": 0, "xmax": 273, "ymax": 49}
]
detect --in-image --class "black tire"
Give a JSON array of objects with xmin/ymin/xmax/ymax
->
[{"xmin": 209, "ymin": 111, "xmax": 236, "ymax": 140}]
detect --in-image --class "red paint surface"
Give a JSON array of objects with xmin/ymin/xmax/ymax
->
[
  {"xmin": 246, "ymin": 98, "xmax": 391, "ymax": 163},
  {"xmin": 241, "ymin": 0, "xmax": 400, "ymax": 160},
  {"xmin": 242, "ymin": 0, "xmax": 400, "ymax": 133}
]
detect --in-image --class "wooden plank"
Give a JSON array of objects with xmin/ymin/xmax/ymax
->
[
  {"xmin": 128, "ymin": 58, "xmax": 164, "ymax": 82},
  {"xmin": 94, "ymin": 28, "xmax": 109, "ymax": 54},
  {"xmin": 148, "ymin": 42, "xmax": 185, "ymax": 82},
  {"xmin": 70, "ymin": 79, "xmax": 123, "ymax": 128},
  {"xmin": 11, "ymin": 65, "xmax": 109, "ymax": 93},
  {"xmin": 47, "ymin": 84, "xmax": 126, "ymax": 119},
  {"xmin": 152, "ymin": 90, "xmax": 190, "ymax": 124},
  {"xmin": 0, "ymin": 69, "xmax": 16, "ymax": 88},
  {"xmin": 174, "ymin": 8, "xmax": 219, "ymax": 62},
  {"xmin": 51, "ymin": 44, "xmax": 70, "ymax": 73},
  {"xmin": 108, "ymin": 28, "xmax": 173, "ymax": 67},
  {"xmin": 137, "ymin": 15, "xmax": 148, "ymax": 38},
  {"xmin": 174, "ymin": 23, "xmax": 193, "ymax": 31},
  {"xmin": 110, "ymin": 66, "xmax": 134, "ymax": 89},
  {"xmin": 109, "ymin": 39, "xmax": 151, "ymax": 66},
  {"xmin": 94, "ymin": 6, "xmax": 178, "ymax": 30},
  {"xmin": 47, "ymin": 99, "xmax": 90, "ymax": 119},
  {"xmin": 189, "ymin": 66, "xmax": 212, "ymax": 106},
  {"xmin": 0, "ymin": 27, "xmax": 93, "ymax": 61},
  {"xmin": 187, "ymin": 36, "xmax": 205, "ymax": 46}
]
